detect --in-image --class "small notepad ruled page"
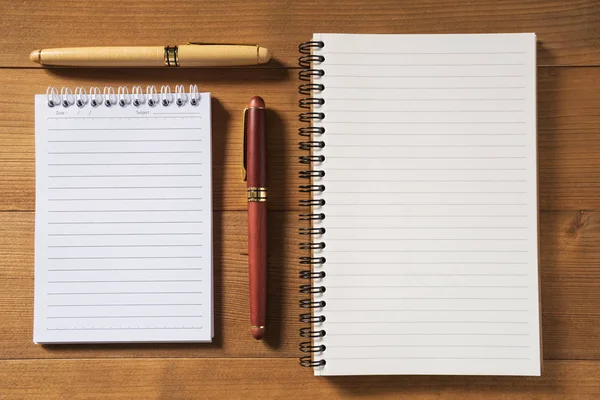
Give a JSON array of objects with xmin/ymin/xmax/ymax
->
[
  {"xmin": 34, "ymin": 92, "xmax": 212, "ymax": 343},
  {"xmin": 311, "ymin": 34, "xmax": 540, "ymax": 375}
]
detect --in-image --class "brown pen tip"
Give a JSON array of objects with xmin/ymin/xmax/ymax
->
[
  {"xmin": 252, "ymin": 326, "xmax": 265, "ymax": 340},
  {"xmin": 248, "ymin": 96, "xmax": 265, "ymax": 109},
  {"xmin": 30, "ymin": 50, "xmax": 41, "ymax": 64}
]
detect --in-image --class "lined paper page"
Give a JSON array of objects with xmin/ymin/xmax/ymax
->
[
  {"xmin": 34, "ymin": 92, "xmax": 212, "ymax": 343},
  {"xmin": 311, "ymin": 34, "xmax": 540, "ymax": 375}
]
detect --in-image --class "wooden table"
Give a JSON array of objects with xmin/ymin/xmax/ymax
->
[{"xmin": 1, "ymin": 0, "xmax": 600, "ymax": 398}]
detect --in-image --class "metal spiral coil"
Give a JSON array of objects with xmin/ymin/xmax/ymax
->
[
  {"xmin": 298, "ymin": 40, "xmax": 326, "ymax": 368},
  {"xmin": 45, "ymin": 85, "xmax": 201, "ymax": 108}
]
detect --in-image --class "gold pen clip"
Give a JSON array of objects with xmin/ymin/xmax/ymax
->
[{"xmin": 242, "ymin": 108, "xmax": 248, "ymax": 182}]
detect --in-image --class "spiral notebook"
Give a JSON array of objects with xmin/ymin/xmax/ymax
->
[
  {"xmin": 298, "ymin": 33, "xmax": 541, "ymax": 376},
  {"xmin": 34, "ymin": 86, "xmax": 213, "ymax": 343}
]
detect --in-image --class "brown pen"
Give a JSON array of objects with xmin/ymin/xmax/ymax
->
[{"xmin": 243, "ymin": 96, "xmax": 267, "ymax": 340}]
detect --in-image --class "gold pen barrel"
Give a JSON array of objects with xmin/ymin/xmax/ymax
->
[
  {"xmin": 30, "ymin": 47, "xmax": 165, "ymax": 67},
  {"xmin": 30, "ymin": 45, "xmax": 271, "ymax": 67},
  {"xmin": 178, "ymin": 45, "xmax": 270, "ymax": 66}
]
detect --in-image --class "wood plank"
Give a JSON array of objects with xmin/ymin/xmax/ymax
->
[
  {"xmin": 1, "ymin": 359, "xmax": 599, "ymax": 399},
  {"xmin": 3, "ymin": 210, "xmax": 600, "ymax": 360},
  {"xmin": 1, "ymin": 0, "xmax": 599, "ymax": 67},
  {"xmin": 1, "ymin": 67, "xmax": 600, "ymax": 212},
  {"xmin": 0, "ymin": 211, "xmax": 303, "ymax": 359}
]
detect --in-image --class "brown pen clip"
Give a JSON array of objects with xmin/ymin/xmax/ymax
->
[{"xmin": 242, "ymin": 108, "xmax": 248, "ymax": 182}]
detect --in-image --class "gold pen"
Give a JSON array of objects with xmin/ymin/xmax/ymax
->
[{"xmin": 30, "ymin": 43, "xmax": 271, "ymax": 67}]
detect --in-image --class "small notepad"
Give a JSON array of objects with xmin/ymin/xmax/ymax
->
[
  {"xmin": 305, "ymin": 33, "xmax": 540, "ymax": 375},
  {"xmin": 34, "ymin": 88, "xmax": 213, "ymax": 343}
]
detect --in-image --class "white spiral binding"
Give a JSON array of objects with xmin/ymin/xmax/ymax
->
[
  {"xmin": 75, "ymin": 87, "xmax": 88, "ymax": 108},
  {"xmin": 44, "ymin": 86, "xmax": 202, "ymax": 108},
  {"xmin": 175, "ymin": 85, "xmax": 186, "ymax": 106},
  {"xmin": 60, "ymin": 87, "xmax": 75, "ymax": 107},
  {"xmin": 90, "ymin": 87, "xmax": 102, "ymax": 107},
  {"xmin": 160, "ymin": 85, "xmax": 173, "ymax": 106},
  {"xmin": 117, "ymin": 86, "xmax": 130, "ymax": 107}
]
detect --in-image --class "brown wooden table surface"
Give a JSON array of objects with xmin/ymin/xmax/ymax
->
[{"xmin": 1, "ymin": 0, "xmax": 600, "ymax": 398}]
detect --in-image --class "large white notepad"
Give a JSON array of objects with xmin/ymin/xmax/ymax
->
[
  {"xmin": 309, "ymin": 34, "xmax": 540, "ymax": 375},
  {"xmin": 34, "ymin": 89, "xmax": 212, "ymax": 343}
]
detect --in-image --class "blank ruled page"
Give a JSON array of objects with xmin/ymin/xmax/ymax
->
[
  {"xmin": 310, "ymin": 34, "xmax": 540, "ymax": 375},
  {"xmin": 34, "ymin": 92, "xmax": 212, "ymax": 343}
]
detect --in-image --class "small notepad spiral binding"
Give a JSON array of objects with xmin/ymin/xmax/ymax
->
[
  {"xmin": 45, "ymin": 85, "xmax": 201, "ymax": 108},
  {"xmin": 298, "ymin": 40, "xmax": 327, "ymax": 368}
]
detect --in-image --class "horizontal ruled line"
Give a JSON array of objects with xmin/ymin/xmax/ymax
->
[
  {"xmin": 48, "ymin": 151, "xmax": 203, "ymax": 154},
  {"xmin": 48, "ymin": 187, "xmax": 203, "ymax": 190},
  {"xmin": 48, "ymin": 303, "xmax": 203, "ymax": 307},
  {"xmin": 323, "ymin": 215, "xmax": 528, "ymax": 218},
  {"xmin": 324, "ymin": 63, "xmax": 526, "ymax": 67},
  {"xmin": 324, "ymin": 262, "xmax": 528, "ymax": 265},
  {"xmin": 48, "ymin": 233, "xmax": 203, "ymax": 237},
  {"xmin": 48, "ymin": 174, "xmax": 204, "ymax": 178},
  {"xmin": 152, "ymin": 112, "xmax": 203, "ymax": 115},
  {"xmin": 325, "ymin": 110, "xmax": 525, "ymax": 113},
  {"xmin": 47, "ymin": 327, "xmax": 202, "ymax": 330},
  {"xmin": 326, "ymin": 285, "xmax": 529, "ymax": 288},
  {"xmin": 321, "ymin": 52, "xmax": 527, "ymax": 55},
  {"xmin": 324, "ymin": 238, "xmax": 527, "ymax": 241},
  {"xmin": 324, "ymin": 297, "xmax": 529, "ymax": 300},
  {"xmin": 47, "ymin": 292, "xmax": 203, "ymax": 295},
  {"xmin": 326, "ymin": 333, "xmax": 530, "ymax": 336},
  {"xmin": 49, "ymin": 280, "xmax": 203, "ymax": 283},
  {"xmin": 48, "ymin": 210, "xmax": 203, "ymax": 213},
  {"xmin": 325, "ymin": 321, "xmax": 529, "ymax": 324},
  {"xmin": 323, "ymin": 157, "xmax": 526, "ymax": 159},
  {"xmin": 48, "ymin": 139, "xmax": 203, "ymax": 143},
  {"xmin": 47, "ymin": 128, "xmax": 201, "ymax": 131},
  {"xmin": 323, "ymin": 121, "xmax": 526, "ymax": 124},
  {"xmin": 325, "ymin": 169, "xmax": 527, "ymax": 171},
  {"xmin": 330, "ymin": 345, "xmax": 530, "ymax": 348},
  {"xmin": 324, "ymin": 180, "xmax": 527, "ymax": 183},
  {"xmin": 324, "ymin": 145, "xmax": 526, "ymax": 147},
  {"xmin": 326, "ymin": 272, "xmax": 527, "ymax": 276},
  {"xmin": 325, "ymin": 75, "xmax": 525, "ymax": 78},
  {"xmin": 49, "ymin": 163, "xmax": 203, "ymax": 166},
  {"xmin": 324, "ymin": 86, "xmax": 526, "ymax": 90},
  {"xmin": 48, "ymin": 256, "xmax": 203, "ymax": 259},
  {"xmin": 48, "ymin": 117, "xmax": 201, "ymax": 120},
  {"xmin": 48, "ymin": 268, "xmax": 202, "ymax": 271},
  {"xmin": 323, "ymin": 133, "xmax": 526, "ymax": 136},
  {"xmin": 325, "ymin": 357, "xmax": 530, "ymax": 360},
  {"xmin": 325, "ymin": 191, "xmax": 527, "ymax": 194},
  {"xmin": 48, "ymin": 244, "xmax": 203, "ymax": 248},
  {"xmin": 325, "ymin": 204, "xmax": 527, "ymax": 206},
  {"xmin": 47, "ymin": 315, "xmax": 203, "ymax": 319},
  {"xmin": 324, "ymin": 227, "xmax": 527, "ymax": 229},
  {"xmin": 49, "ymin": 198, "xmax": 203, "ymax": 201},
  {"xmin": 326, "ymin": 309, "xmax": 528, "ymax": 312},
  {"xmin": 48, "ymin": 221, "xmax": 203, "ymax": 225},
  {"xmin": 325, "ymin": 99, "xmax": 526, "ymax": 102},
  {"xmin": 323, "ymin": 251, "xmax": 528, "ymax": 253}
]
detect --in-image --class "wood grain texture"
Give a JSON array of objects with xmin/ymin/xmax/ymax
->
[
  {"xmin": 2, "ymin": 67, "xmax": 600, "ymax": 212},
  {"xmin": 1, "ymin": 0, "xmax": 600, "ymax": 396},
  {"xmin": 1, "ymin": 0, "xmax": 600, "ymax": 67},
  {"xmin": 2, "ymin": 210, "xmax": 600, "ymax": 360},
  {"xmin": 1, "ymin": 359, "xmax": 600, "ymax": 399}
]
